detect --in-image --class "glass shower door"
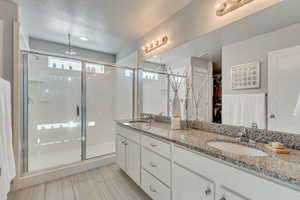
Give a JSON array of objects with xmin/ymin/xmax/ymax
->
[
  {"xmin": 85, "ymin": 64, "xmax": 134, "ymax": 159},
  {"xmin": 26, "ymin": 54, "xmax": 82, "ymax": 172}
]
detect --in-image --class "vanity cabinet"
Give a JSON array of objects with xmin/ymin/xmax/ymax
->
[
  {"xmin": 116, "ymin": 124, "xmax": 300, "ymax": 200},
  {"xmin": 173, "ymin": 145, "xmax": 300, "ymax": 200},
  {"xmin": 116, "ymin": 126, "xmax": 141, "ymax": 185}
]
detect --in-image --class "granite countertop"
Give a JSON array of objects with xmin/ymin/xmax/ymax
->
[{"xmin": 116, "ymin": 120, "xmax": 300, "ymax": 188}]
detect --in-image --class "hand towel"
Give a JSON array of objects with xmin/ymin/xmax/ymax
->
[
  {"xmin": 0, "ymin": 77, "xmax": 16, "ymax": 200},
  {"xmin": 223, "ymin": 93, "xmax": 266, "ymax": 129}
]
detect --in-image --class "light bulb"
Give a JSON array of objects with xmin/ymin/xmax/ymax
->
[{"xmin": 216, "ymin": 0, "xmax": 227, "ymax": 12}]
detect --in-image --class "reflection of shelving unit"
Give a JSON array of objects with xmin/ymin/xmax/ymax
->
[{"xmin": 213, "ymin": 74, "xmax": 222, "ymax": 123}]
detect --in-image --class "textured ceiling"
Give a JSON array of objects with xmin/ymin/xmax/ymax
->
[{"xmin": 15, "ymin": 0, "xmax": 192, "ymax": 54}]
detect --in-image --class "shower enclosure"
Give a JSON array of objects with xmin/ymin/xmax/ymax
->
[{"xmin": 22, "ymin": 51, "xmax": 134, "ymax": 172}]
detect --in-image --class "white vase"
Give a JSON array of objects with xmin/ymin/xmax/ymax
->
[
  {"xmin": 171, "ymin": 90, "xmax": 181, "ymax": 130},
  {"xmin": 171, "ymin": 116, "xmax": 181, "ymax": 130}
]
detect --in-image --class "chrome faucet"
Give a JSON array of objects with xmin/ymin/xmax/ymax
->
[
  {"xmin": 238, "ymin": 127, "xmax": 249, "ymax": 143},
  {"xmin": 251, "ymin": 122, "xmax": 258, "ymax": 129},
  {"xmin": 143, "ymin": 114, "xmax": 154, "ymax": 123},
  {"xmin": 144, "ymin": 112, "xmax": 164, "ymax": 122}
]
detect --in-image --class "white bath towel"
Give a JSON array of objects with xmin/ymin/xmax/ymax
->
[
  {"xmin": 223, "ymin": 93, "xmax": 266, "ymax": 129},
  {"xmin": 0, "ymin": 77, "xmax": 16, "ymax": 200}
]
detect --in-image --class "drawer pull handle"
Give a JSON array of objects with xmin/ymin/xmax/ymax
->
[
  {"xmin": 150, "ymin": 143, "xmax": 157, "ymax": 147},
  {"xmin": 219, "ymin": 197, "xmax": 226, "ymax": 200},
  {"xmin": 150, "ymin": 162, "xmax": 157, "ymax": 168},
  {"xmin": 205, "ymin": 187, "xmax": 211, "ymax": 195},
  {"xmin": 149, "ymin": 185, "xmax": 157, "ymax": 193}
]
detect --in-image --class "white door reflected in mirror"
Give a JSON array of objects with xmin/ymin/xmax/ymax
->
[{"xmin": 269, "ymin": 45, "xmax": 300, "ymax": 134}]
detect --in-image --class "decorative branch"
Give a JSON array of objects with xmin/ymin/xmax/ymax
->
[
  {"xmin": 191, "ymin": 76, "xmax": 208, "ymax": 121},
  {"xmin": 167, "ymin": 66, "xmax": 188, "ymax": 118},
  {"xmin": 184, "ymin": 73, "xmax": 192, "ymax": 129}
]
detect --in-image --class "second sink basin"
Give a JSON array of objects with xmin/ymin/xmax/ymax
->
[
  {"xmin": 128, "ymin": 120, "xmax": 149, "ymax": 123},
  {"xmin": 207, "ymin": 141, "xmax": 269, "ymax": 157}
]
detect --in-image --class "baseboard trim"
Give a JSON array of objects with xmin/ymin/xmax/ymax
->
[{"xmin": 12, "ymin": 154, "xmax": 116, "ymax": 191}]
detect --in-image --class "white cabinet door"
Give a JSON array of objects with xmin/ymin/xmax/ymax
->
[
  {"xmin": 173, "ymin": 164, "xmax": 214, "ymax": 200},
  {"xmin": 126, "ymin": 139, "xmax": 141, "ymax": 185},
  {"xmin": 216, "ymin": 186, "xmax": 250, "ymax": 200},
  {"xmin": 268, "ymin": 46, "xmax": 300, "ymax": 134},
  {"xmin": 116, "ymin": 135, "xmax": 126, "ymax": 171}
]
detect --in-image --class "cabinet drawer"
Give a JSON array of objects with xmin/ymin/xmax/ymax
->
[
  {"xmin": 142, "ymin": 148, "xmax": 171, "ymax": 186},
  {"xmin": 174, "ymin": 164, "xmax": 215, "ymax": 200},
  {"xmin": 141, "ymin": 169, "xmax": 171, "ymax": 200},
  {"xmin": 216, "ymin": 186, "xmax": 250, "ymax": 200},
  {"xmin": 116, "ymin": 125, "xmax": 140, "ymax": 144},
  {"xmin": 141, "ymin": 134, "xmax": 171, "ymax": 158}
]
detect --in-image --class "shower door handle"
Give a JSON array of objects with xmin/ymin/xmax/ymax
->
[{"xmin": 76, "ymin": 105, "xmax": 80, "ymax": 117}]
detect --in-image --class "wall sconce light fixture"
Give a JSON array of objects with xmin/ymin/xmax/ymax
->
[
  {"xmin": 142, "ymin": 35, "xmax": 169, "ymax": 54},
  {"xmin": 216, "ymin": 0, "xmax": 254, "ymax": 16}
]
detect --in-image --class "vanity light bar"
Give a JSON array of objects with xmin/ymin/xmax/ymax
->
[
  {"xmin": 216, "ymin": 0, "xmax": 254, "ymax": 16},
  {"xmin": 142, "ymin": 35, "xmax": 169, "ymax": 54}
]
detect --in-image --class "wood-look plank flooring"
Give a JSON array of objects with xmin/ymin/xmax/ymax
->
[{"xmin": 9, "ymin": 164, "xmax": 152, "ymax": 200}]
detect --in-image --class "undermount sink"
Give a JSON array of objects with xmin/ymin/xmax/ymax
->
[
  {"xmin": 128, "ymin": 120, "xmax": 150, "ymax": 123},
  {"xmin": 207, "ymin": 141, "xmax": 269, "ymax": 157}
]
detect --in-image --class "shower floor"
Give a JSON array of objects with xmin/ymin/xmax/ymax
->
[{"xmin": 28, "ymin": 142, "xmax": 115, "ymax": 172}]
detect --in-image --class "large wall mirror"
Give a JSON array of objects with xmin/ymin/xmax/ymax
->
[{"xmin": 140, "ymin": 5, "xmax": 300, "ymax": 135}]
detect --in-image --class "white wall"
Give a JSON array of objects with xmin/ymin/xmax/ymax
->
[
  {"xmin": 0, "ymin": 0, "xmax": 18, "ymax": 81},
  {"xmin": 222, "ymin": 23, "xmax": 300, "ymax": 95},
  {"xmin": 29, "ymin": 38, "xmax": 116, "ymax": 64}
]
